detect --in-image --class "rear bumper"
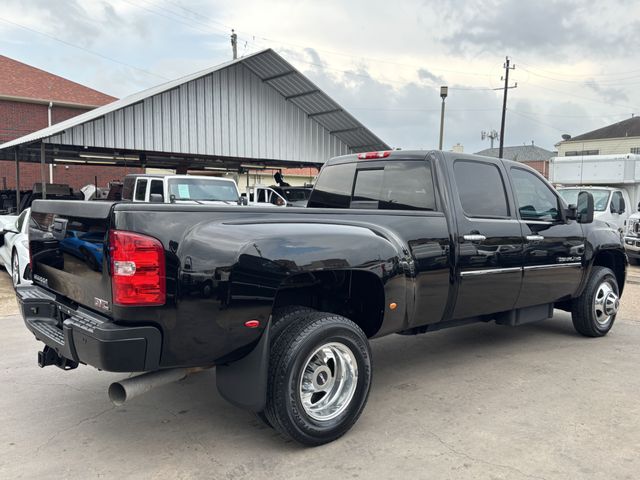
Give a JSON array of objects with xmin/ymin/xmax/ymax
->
[{"xmin": 16, "ymin": 285, "xmax": 161, "ymax": 372}]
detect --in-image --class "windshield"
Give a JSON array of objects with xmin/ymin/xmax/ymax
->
[
  {"xmin": 168, "ymin": 178, "xmax": 238, "ymax": 202},
  {"xmin": 280, "ymin": 188, "xmax": 312, "ymax": 202},
  {"xmin": 558, "ymin": 188, "xmax": 611, "ymax": 212}
]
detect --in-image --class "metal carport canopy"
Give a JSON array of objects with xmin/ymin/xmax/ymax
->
[{"xmin": 0, "ymin": 48, "xmax": 389, "ymax": 172}]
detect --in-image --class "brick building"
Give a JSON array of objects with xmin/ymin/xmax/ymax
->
[{"xmin": 0, "ymin": 55, "xmax": 140, "ymax": 190}]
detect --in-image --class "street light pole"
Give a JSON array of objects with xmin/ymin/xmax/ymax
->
[{"xmin": 439, "ymin": 86, "xmax": 448, "ymax": 150}]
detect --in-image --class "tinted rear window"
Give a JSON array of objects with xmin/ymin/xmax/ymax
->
[
  {"xmin": 353, "ymin": 162, "xmax": 436, "ymax": 210},
  {"xmin": 307, "ymin": 163, "xmax": 357, "ymax": 208},
  {"xmin": 308, "ymin": 160, "xmax": 436, "ymax": 211}
]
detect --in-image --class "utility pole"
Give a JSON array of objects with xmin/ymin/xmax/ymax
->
[
  {"xmin": 498, "ymin": 56, "xmax": 517, "ymax": 158},
  {"xmin": 231, "ymin": 29, "xmax": 238, "ymax": 60},
  {"xmin": 439, "ymin": 86, "xmax": 448, "ymax": 150}
]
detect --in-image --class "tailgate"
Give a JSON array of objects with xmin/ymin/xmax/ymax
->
[{"xmin": 29, "ymin": 200, "xmax": 114, "ymax": 314}]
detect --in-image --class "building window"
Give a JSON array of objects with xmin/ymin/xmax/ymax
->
[
  {"xmin": 565, "ymin": 150, "xmax": 599, "ymax": 156},
  {"xmin": 631, "ymin": 147, "xmax": 640, "ymax": 154}
]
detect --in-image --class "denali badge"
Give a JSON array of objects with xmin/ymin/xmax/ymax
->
[
  {"xmin": 94, "ymin": 297, "xmax": 110, "ymax": 311},
  {"xmin": 33, "ymin": 274, "xmax": 48, "ymax": 286}
]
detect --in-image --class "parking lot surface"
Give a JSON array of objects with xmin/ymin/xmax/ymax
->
[{"xmin": 1, "ymin": 270, "xmax": 639, "ymax": 479}]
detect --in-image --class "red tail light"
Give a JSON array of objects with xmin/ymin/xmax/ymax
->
[
  {"xmin": 357, "ymin": 151, "xmax": 391, "ymax": 159},
  {"xmin": 109, "ymin": 230, "xmax": 166, "ymax": 306}
]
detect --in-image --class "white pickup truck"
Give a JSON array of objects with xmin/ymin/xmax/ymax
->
[{"xmin": 122, "ymin": 174, "xmax": 242, "ymax": 205}]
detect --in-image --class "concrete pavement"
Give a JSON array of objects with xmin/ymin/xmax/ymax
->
[{"xmin": 0, "ymin": 273, "xmax": 639, "ymax": 479}]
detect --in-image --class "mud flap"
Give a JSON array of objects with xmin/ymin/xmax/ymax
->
[{"xmin": 216, "ymin": 322, "xmax": 270, "ymax": 412}]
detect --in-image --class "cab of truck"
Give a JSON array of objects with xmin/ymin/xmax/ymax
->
[{"xmin": 122, "ymin": 174, "xmax": 241, "ymax": 205}]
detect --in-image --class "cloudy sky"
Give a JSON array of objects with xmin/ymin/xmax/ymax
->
[{"xmin": 2, "ymin": 0, "xmax": 640, "ymax": 153}]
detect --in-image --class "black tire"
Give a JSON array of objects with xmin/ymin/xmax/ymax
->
[
  {"xmin": 264, "ymin": 310, "xmax": 372, "ymax": 446},
  {"xmin": 11, "ymin": 250, "xmax": 20, "ymax": 287},
  {"xmin": 254, "ymin": 305, "xmax": 313, "ymax": 429},
  {"xmin": 572, "ymin": 266, "xmax": 620, "ymax": 337}
]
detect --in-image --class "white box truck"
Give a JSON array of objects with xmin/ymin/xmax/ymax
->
[
  {"xmin": 549, "ymin": 153, "xmax": 640, "ymax": 224},
  {"xmin": 549, "ymin": 153, "xmax": 640, "ymax": 262}
]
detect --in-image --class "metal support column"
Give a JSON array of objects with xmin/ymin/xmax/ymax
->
[
  {"xmin": 14, "ymin": 150, "xmax": 20, "ymax": 212},
  {"xmin": 40, "ymin": 143, "xmax": 47, "ymax": 199}
]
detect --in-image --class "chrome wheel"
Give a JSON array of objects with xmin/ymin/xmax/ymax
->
[
  {"xmin": 593, "ymin": 281, "xmax": 619, "ymax": 326},
  {"xmin": 299, "ymin": 342, "xmax": 358, "ymax": 422},
  {"xmin": 12, "ymin": 252, "xmax": 20, "ymax": 286}
]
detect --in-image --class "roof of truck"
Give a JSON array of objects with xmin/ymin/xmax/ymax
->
[{"xmin": 124, "ymin": 173, "xmax": 236, "ymax": 182}]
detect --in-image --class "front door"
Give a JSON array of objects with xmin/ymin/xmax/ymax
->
[
  {"xmin": 448, "ymin": 158, "xmax": 524, "ymax": 319},
  {"xmin": 508, "ymin": 166, "xmax": 585, "ymax": 308}
]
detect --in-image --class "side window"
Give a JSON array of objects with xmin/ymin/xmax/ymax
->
[
  {"xmin": 611, "ymin": 191, "xmax": 624, "ymax": 213},
  {"xmin": 134, "ymin": 179, "xmax": 148, "ymax": 201},
  {"xmin": 352, "ymin": 161, "xmax": 436, "ymax": 210},
  {"xmin": 454, "ymin": 161, "xmax": 509, "ymax": 217},
  {"xmin": 15, "ymin": 210, "xmax": 27, "ymax": 232},
  {"xmin": 307, "ymin": 163, "xmax": 357, "ymax": 208},
  {"xmin": 122, "ymin": 177, "xmax": 134, "ymax": 200},
  {"xmin": 510, "ymin": 168, "xmax": 561, "ymax": 221},
  {"xmin": 150, "ymin": 180, "xmax": 164, "ymax": 198}
]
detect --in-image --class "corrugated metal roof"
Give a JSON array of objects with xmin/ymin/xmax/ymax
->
[{"xmin": 0, "ymin": 49, "xmax": 388, "ymax": 160}]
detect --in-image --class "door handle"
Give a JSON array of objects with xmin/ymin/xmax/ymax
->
[
  {"xmin": 526, "ymin": 235, "xmax": 545, "ymax": 241},
  {"xmin": 463, "ymin": 234, "xmax": 486, "ymax": 242}
]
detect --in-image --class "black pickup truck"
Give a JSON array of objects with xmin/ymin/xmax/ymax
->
[{"xmin": 17, "ymin": 150, "xmax": 626, "ymax": 446}]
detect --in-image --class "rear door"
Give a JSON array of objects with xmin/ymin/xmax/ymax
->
[
  {"xmin": 447, "ymin": 158, "xmax": 524, "ymax": 319},
  {"xmin": 508, "ymin": 166, "xmax": 585, "ymax": 307}
]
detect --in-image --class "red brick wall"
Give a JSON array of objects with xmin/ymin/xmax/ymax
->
[
  {"xmin": 0, "ymin": 99, "xmax": 140, "ymax": 190},
  {"xmin": 521, "ymin": 160, "xmax": 549, "ymax": 178},
  {"xmin": 0, "ymin": 161, "xmax": 140, "ymax": 191}
]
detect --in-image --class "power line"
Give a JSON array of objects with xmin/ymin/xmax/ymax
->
[
  {"xmin": 120, "ymin": 0, "xmax": 230, "ymax": 40},
  {"xmin": 0, "ymin": 16, "xmax": 169, "ymax": 80},
  {"xmin": 522, "ymin": 81, "xmax": 640, "ymax": 111},
  {"xmin": 516, "ymin": 59, "xmax": 640, "ymax": 79},
  {"xmin": 518, "ymin": 64, "xmax": 640, "ymax": 87}
]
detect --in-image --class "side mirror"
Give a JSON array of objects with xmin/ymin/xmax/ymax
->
[
  {"xmin": 637, "ymin": 201, "xmax": 640, "ymax": 212},
  {"xmin": 238, "ymin": 197, "xmax": 248, "ymax": 206},
  {"xmin": 577, "ymin": 191, "xmax": 594, "ymax": 224},
  {"xmin": 149, "ymin": 193, "xmax": 164, "ymax": 203},
  {"xmin": 169, "ymin": 194, "xmax": 176, "ymax": 203}
]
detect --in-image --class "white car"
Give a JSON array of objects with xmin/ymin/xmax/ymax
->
[{"xmin": 0, "ymin": 208, "xmax": 31, "ymax": 286}]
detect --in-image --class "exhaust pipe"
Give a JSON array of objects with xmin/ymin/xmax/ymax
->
[{"xmin": 108, "ymin": 368, "xmax": 204, "ymax": 406}]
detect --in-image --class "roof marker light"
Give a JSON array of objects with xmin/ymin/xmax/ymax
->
[{"xmin": 357, "ymin": 151, "xmax": 391, "ymax": 160}]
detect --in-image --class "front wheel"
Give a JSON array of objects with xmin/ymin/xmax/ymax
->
[
  {"xmin": 265, "ymin": 311, "xmax": 372, "ymax": 446},
  {"xmin": 11, "ymin": 250, "xmax": 20, "ymax": 287},
  {"xmin": 572, "ymin": 266, "xmax": 620, "ymax": 337}
]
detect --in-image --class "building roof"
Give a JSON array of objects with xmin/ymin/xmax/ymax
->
[
  {"xmin": 565, "ymin": 116, "xmax": 640, "ymax": 142},
  {"xmin": 0, "ymin": 49, "xmax": 388, "ymax": 169},
  {"xmin": 475, "ymin": 145, "xmax": 555, "ymax": 162},
  {"xmin": 0, "ymin": 55, "xmax": 116, "ymax": 107}
]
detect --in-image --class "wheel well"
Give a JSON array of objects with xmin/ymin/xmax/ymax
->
[
  {"xmin": 273, "ymin": 270, "xmax": 385, "ymax": 338},
  {"xmin": 593, "ymin": 250, "xmax": 626, "ymax": 294}
]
